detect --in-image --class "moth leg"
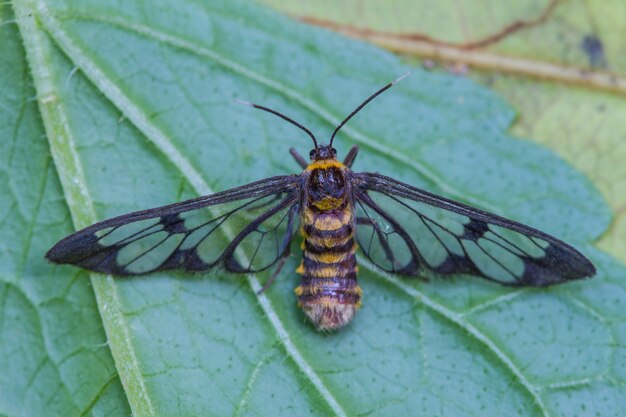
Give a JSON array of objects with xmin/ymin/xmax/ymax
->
[
  {"xmin": 357, "ymin": 216, "xmax": 396, "ymax": 266},
  {"xmin": 289, "ymin": 147, "xmax": 308, "ymax": 169},
  {"xmin": 343, "ymin": 145, "xmax": 359, "ymax": 168},
  {"xmin": 356, "ymin": 216, "xmax": 428, "ymax": 281},
  {"xmin": 257, "ymin": 249, "xmax": 291, "ymax": 294}
]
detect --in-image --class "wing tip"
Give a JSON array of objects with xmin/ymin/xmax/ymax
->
[
  {"xmin": 575, "ymin": 254, "xmax": 596, "ymax": 279},
  {"xmin": 45, "ymin": 240, "xmax": 71, "ymax": 264},
  {"xmin": 556, "ymin": 244, "xmax": 597, "ymax": 282}
]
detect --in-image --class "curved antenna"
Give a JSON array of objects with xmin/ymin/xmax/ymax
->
[
  {"xmin": 236, "ymin": 100, "xmax": 318, "ymax": 150},
  {"xmin": 329, "ymin": 72, "xmax": 412, "ymax": 147}
]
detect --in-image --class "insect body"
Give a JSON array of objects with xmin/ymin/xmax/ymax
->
[
  {"xmin": 47, "ymin": 76, "xmax": 595, "ymax": 331},
  {"xmin": 296, "ymin": 153, "xmax": 361, "ymax": 330}
]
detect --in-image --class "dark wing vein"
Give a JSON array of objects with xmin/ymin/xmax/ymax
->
[
  {"xmin": 351, "ymin": 172, "xmax": 595, "ymax": 286},
  {"xmin": 47, "ymin": 175, "xmax": 302, "ymax": 276}
]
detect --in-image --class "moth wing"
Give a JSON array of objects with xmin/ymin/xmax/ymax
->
[
  {"xmin": 47, "ymin": 175, "xmax": 302, "ymax": 275},
  {"xmin": 352, "ymin": 172, "xmax": 595, "ymax": 286}
]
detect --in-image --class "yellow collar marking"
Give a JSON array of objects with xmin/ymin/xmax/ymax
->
[{"xmin": 305, "ymin": 159, "xmax": 344, "ymax": 171}]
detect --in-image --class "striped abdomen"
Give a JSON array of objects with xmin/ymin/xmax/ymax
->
[{"xmin": 295, "ymin": 205, "xmax": 361, "ymax": 331}]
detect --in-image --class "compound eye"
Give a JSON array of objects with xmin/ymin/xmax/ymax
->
[
  {"xmin": 309, "ymin": 149, "xmax": 316, "ymax": 159},
  {"xmin": 330, "ymin": 147, "xmax": 337, "ymax": 155}
]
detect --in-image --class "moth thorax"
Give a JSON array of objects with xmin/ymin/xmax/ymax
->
[{"xmin": 308, "ymin": 166, "xmax": 347, "ymax": 209}]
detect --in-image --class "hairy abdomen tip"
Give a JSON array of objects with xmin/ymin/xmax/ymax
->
[{"xmin": 300, "ymin": 301, "xmax": 359, "ymax": 331}]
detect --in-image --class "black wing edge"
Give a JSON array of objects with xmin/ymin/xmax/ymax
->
[
  {"xmin": 352, "ymin": 172, "xmax": 596, "ymax": 287},
  {"xmin": 46, "ymin": 175, "xmax": 301, "ymax": 274}
]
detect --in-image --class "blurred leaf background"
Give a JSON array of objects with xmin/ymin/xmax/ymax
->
[{"xmin": 1, "ymin": 0, "xmax": 624, "ymax": 416}]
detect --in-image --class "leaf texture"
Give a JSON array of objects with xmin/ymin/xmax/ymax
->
[{"xmin": 2, "ymin": 0, "xmax": 624, "ymax": 416}]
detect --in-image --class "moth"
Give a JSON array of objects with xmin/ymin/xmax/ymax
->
[{"xmin": 47, "ymin": 75, "xmax": 595, "ymax": 331}]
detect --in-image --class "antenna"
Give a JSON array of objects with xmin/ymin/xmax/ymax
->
[
  {"xmin": 236, "ymin": 100, "xmax": 319, "ymax": 150},
  {"xmin": 329, "ymin": 72, "xmax": 412, "ymax": 147}
]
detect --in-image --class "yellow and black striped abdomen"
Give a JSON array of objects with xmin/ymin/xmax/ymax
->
[{"xmin": 295, "ymin": 206, "xmax": 362, "ymax": 331}]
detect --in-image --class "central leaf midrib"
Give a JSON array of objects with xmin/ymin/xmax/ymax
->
[{"xmin": 37, "ymin": 4, "xmax": 347, "ymax": 416}]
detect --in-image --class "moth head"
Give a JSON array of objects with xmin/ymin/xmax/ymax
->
[{"xmin": 309, "ymin": 145, "xmax": 337, "ymax": 161}]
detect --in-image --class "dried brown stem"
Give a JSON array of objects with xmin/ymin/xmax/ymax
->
[{"xmin": 296, "ymin": 1, "xmax": 626, "ymax": 95}]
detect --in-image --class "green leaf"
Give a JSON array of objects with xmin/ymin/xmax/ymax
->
[
  {"xmin": 260, "ymin": 0, "xmax": 626, "ymax": 266},
  {"xmin": 3, "ymin": 0, "xmax": 624, "ymax": 416},
  {"xmin": 0, "ymin": 3, "xmax": 130, "ymax": 416}
]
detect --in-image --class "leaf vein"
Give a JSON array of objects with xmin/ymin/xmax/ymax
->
[
  {"xmin": 361, "ymin": 259, "xmax": 550, "ymax": 417},
  {"xmin": 36, "ymin": 6, "xmax": 348, "ymax": 415}
]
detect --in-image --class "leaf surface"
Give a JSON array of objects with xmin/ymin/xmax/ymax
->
[
  {"xmin": 261, "ymin": 0, "xmax": 626, "ymax": 265},
  {"xmin": 3, "ymin": 0, "xmax": 624, "ymax": 416},
  {"xmin": 0, "ymin": 3, "xmax": 130, "ymax": 416}
]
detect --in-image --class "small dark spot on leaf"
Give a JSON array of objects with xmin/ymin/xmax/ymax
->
[{"xmin": 581, "ymin": 34, "xmax": 607, "ymax": 68}]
